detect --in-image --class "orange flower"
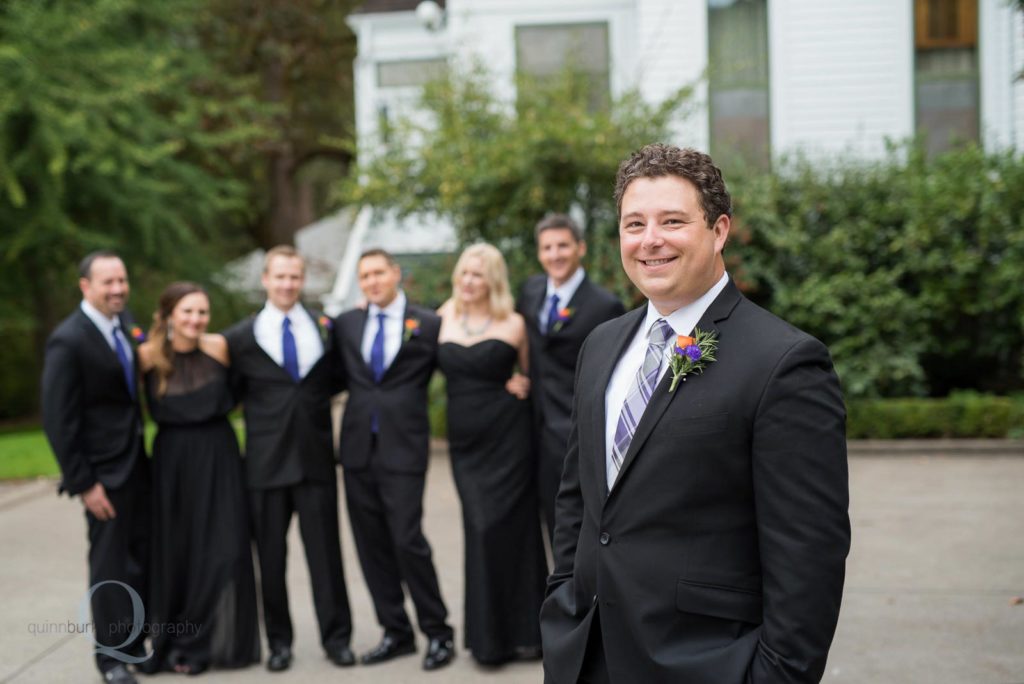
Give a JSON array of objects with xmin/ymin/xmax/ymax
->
[
  {"xmin": 677, "ymin": 335, "xmax": 695, "ymax": 348},
  {"xmin": 405, "ymin": 319, "xmax": 418, "ymax": 329}
]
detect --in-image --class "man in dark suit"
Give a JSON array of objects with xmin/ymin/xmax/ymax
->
[
  {"xmin": 42, "ymin": 250, "xmax": 149, "ymax": 684},
  {"xmin": 333, "ymin": 248, "xmax": 455, "ymax": 671},
  {"xmin": 223, "ymin": 245, "xmax": 354, "ymax": 673},
  {"xmin": 540, "ymin": 144, "xmax": 850, "ymax": 684},
  {"xmin": 517, "ymin": 213, "xmax": 624, "ymax": 542}
]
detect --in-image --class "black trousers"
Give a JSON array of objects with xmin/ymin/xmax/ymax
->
[
  {"xmin": 248, "ymin": 479, "xmax": 352, "ymax": 651},
  {"xmin": 86, "ymin": 455, "xmax": 150, "ymax": 674},
  {"xmin": 343, "ymin": 445, "xmax": 452, "ymax": 642},
  {"xmin": 578, "ymin": 607, "xmax": 610, "ymax": 684},
  {"xmin": 537, "ymin": 427, "xmax": 567, "ymax": 545}
]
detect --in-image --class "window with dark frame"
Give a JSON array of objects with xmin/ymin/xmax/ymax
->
[
  {"xmin": 707, "ymin": 0, "xmax": 770, "ymax": 171},
  {"xmin": 914, "ymin": 0, "xmax": 979, "ymax": 157}
]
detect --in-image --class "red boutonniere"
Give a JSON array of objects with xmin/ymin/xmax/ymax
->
[
  {"xmin": 129, "ymin": 325, "xmax": 146, "ymax": 343},
  {"xmin": 317, "ymin": 315, "xmax": 333, "ymax": 342},
  {"xmin": 668, "ymin": 328, "xmax": 718, "ymax": 392},
  {"xmin": 550, "ymin": 307, "xmax": 574, "ymax": 333},
  {"xmin": 403, "ymin": 318, "xmax": 421, "ymax": 342}
]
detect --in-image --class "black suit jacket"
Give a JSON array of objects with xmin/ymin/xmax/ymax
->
[
  {"xmin": 333, "ymin": 303, "xmax": 439, "ymax": 474},
  {"xmin": 540, "ymin": 280, "xmax": 850, "ymax": 684},
  {"xmin": 41, "ymin": 308, "xmax": 145, "ymax": 495},
  {"xmin": 517, "ymin": 273, "xmax": 624, "ymax": 444},
  {"xmin": 224, "ymin": 306, "xmax": 338, "ymax": 490}
]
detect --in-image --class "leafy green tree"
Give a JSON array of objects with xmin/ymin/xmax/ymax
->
[
  {"xmin": 200, "ymin": 0, "xmax": 358, "ymax": 247},
  {"xmin": 341, "ymin": 65, "xmax": 695, "ymax": 302},
  {"xmin": 0, "ymin": 0, "xmax": 266, "ymax": 418}
]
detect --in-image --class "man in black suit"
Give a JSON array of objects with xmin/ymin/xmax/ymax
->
[
  {"xmin": 42, "ymin": 250, "xmax": 149, "ymax": 684},
  {"xmin": 333, "ymin": 248, "xmax": 455, "ymax": 671},
  {"xmin": 517, "ymin": 213, "xmax": 624, "ymax": 542},
  {"xmin": 223, "ymin": 245, "xmax": 354, "ymax": 672},
  {"xmin": 540, "ymin": 144, "xmax": 850, "ymax": 683}
]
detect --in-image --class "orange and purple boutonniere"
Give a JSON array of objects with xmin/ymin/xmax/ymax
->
[
  {"xmin": 403, "ymin": 317, "xmax": 421, "ymax": 342},
  {"xmin": 668, "ymin": 328, "xmax": 718, "ymax": 392},
  {"xmin": 550, "ymin": 307, "xmax": 575, "ymax": 333},
  {"xmin": 317, "ymin": 315, "xmax": 333, "ymax": 342},
  {"xmin": 130, "ymin": 325, "xmax": 146, "ymax": 343}
]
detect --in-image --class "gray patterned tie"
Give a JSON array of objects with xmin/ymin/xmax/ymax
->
[{"xmin": 610, "ymin": 318, "xmax": 674, "ymax": 480}]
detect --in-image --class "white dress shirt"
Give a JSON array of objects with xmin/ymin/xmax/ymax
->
[
  {"xmin": 539, "ymin": 266, "xmax": 586, "ymax": 331},
  {"xmin": 254, "ymin": 303, "xmax": 324, "ymax": 379},
  {"xmin": 360, "ymin": 290, "xmax": 407, "ymax": 372},
  {"xmin": 603, "ymin": 272, "xmax": 730, "ymax": 488},
  {"xmin": 80, "ymin": 300, "xmax": 131, "ymax": 357}
]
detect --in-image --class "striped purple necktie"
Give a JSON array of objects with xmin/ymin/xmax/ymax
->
[{"xmin": 610, "ymin": 318, "xmax": 674, "ymax": 480}]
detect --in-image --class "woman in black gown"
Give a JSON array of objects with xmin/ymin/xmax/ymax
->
[
  {"xmin": 436, "ymin": 243, "xmax": 547, "ymax": 665},
  {"xmin": 139, "ymin": 282, "xmax": 259, "ymax": 674}
]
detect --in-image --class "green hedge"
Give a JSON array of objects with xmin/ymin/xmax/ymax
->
[
  {"xmin": 847, "ymin": 392, "xmax": 1024, "ymax": 439},
  {"xmin": 730, "ymin": 143, "xmax": 1024, "ymax": 399}
]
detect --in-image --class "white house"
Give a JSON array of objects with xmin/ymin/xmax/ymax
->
[{"xmin": 324, "ymin": 0, "xmax": 1024, "ymax": 311}]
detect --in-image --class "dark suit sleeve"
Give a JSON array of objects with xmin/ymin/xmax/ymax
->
[
  {"xmin": 222, "ymin": 324, "xmax": 249, "ymax": 401},
  {"xmin": 330, "ymin": 315, "xmax": 348, "ymax": 394},
  {"xmin": 749, "ymin": 337, "xmax": 850, "ymax": 683},
  {"xmin": 41, "ymin": 335, "xmax": 96, "ymax": 495},
  {"xmin": 547, "ymin": 335, "xmax": 590, "ymax": 593}
]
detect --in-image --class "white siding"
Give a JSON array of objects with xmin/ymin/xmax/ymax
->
[
  {"xmin": 348, "ymin": 12, "xmax": 449, "ymax": 156},
  {"xmin": 980, "ymin": 0, "xmax": 1018, "ymax": 151},
  {"xmin": 446, "ymin": 0, "xmax": 634, "ymax": 104},
  {"xmin": 769, "ymin": 0, "xmax": 914, "ymax": 161},
  {"xmin": 1015, "ymin": 7, "xmax": 1024, "ymax": 152},
  {"xmin": 634, "ymin": 0, "xmax": 708, "ymax": 151}
]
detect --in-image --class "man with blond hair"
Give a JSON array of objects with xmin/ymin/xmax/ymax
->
[{"xmin": 224, "ymin": 245, "xmax": 354, "ymax": 672}]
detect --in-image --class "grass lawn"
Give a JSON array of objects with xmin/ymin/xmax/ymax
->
[
  {"xmin": 0, "ymin": 420, "xmax": 244, "ymax": 481},
  {"xmin": 0, "ymin": 429, "xmax": 59, "ymax": 479}
]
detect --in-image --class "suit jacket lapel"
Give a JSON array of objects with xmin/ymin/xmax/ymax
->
[
  {"xmin": 526, "ymin": 277, "xmax": 547, "ymax": 335},
  {"xmin": 379, "ymin": 303, "xmax": 411, "ymax": 383},
  {"xmin": 590, "ymin": 307, "xmax": 646, "ymax": 490},
  {"xmin": 348, "ymin": 308, "xmax": 373, "ymax": 380},
  {"xmin": 607, "ymin": 281, "xmax": 742, "ymax": 500},
  {"xmin": 77, "ymin": 309, "xmax": 130, "ymax": 379}
]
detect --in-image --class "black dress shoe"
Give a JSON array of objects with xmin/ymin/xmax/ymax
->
[
  {"xmin": 360, "ymin": 635, "xmax": 416, "ymax": 665},
  {"xmin": 134, "ymin": 654, "xmax": 160, "ymax": 675},
  {"xmin": 267, "ymin": 646, "xmax": 292, "ymax": 672},
  {"xmin": 102, "ymin": 664, "xmax": 138, "ymax": 684},
  {"xmin": 423, "ymin": 637, "xmax": 455, "ymax": 671},
  {"xmin": 326, "ymin": 644, "xmax": 356, "ymax": 667}
]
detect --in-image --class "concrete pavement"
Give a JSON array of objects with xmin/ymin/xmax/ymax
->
[{"xmin": 1, "ymin": 448, "xmax": 1022, "ymax": 683}]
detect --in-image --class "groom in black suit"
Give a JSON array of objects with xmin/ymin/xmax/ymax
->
[
  {"xmin": 517, "ymin": 213, "xmax": 624, "ymax": 542},
  {"xmin": 540, "ymin": 145, "xmax": 850, "ymax": 683},
  {"xmin": 333, "ymin": 248, "xmax": 455, "ymax": 671},
  {"xmin": 42, "ymin": 250, "xmax": 149, "ymax": 684},
  {"xmin": 223, "ymin": 245, "xmax": 353, "ymax": 672}
]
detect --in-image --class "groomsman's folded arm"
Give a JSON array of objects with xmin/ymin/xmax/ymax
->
[
  {"xmin": 41, "ymin": 337, "xmax": 95, "ymax": 496},
  {"xmin": 749, "ymin": 337, "xmax": 851, "ymax": 684}
]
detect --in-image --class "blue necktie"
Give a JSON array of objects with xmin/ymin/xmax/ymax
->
[
  {"xmin": 369, "ymin": 312, "xmax": 387, "ymax": 434},
  {"xmin": 282, "ymin": 317, "xmax": 300, "ymax": 382},
  {"xmin": 543, "ymin": 293, "xmax": 560, "ymax": 334},
  {"xmin": 370, "ymin": 312, "xmax": 387, "ymax": 383},
  {"xmin": 111, "ymin": 325, "xmax": 135, "ymax": 400}
]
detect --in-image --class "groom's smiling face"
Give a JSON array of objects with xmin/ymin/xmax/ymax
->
[{"xmin": 619, "ymin": 175, "xmax": 729, "ymax": 315}]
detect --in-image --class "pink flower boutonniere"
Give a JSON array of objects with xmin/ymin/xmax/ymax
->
[
  {"xmin": 550, "ymin": 307, "xmax": 574, "ymax": 333},
  {"xmin": 403, "ymin": 318, "xmax": 421, "ymax": 342},
  {"xmin": 668, "ymin": 328, "xmax": 718, "ymax": 392},
  {"xmin": 317, "ymin": 315, "xmax": 333, "ymax": 342},
  {"xmin": 130, "ymin": 325, "xmax": 146, "ymax": 343}
]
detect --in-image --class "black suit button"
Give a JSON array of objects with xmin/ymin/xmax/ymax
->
[{"xmin": 599, "ymin": 532, "xmax": 610, "ymax": 545}]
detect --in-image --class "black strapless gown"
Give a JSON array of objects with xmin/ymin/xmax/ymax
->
[
  {"xmin": 145, "ymin": 350, "xmax": 259, "ymax": 673},
  {"xmin": 438, "ymin": 339, "xmax": 547, "ymax": 664}
]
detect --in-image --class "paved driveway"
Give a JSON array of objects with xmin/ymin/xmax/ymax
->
[{"xmin": 1, "ymin": 451, "xmax": 1021, "ymax": 683}]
